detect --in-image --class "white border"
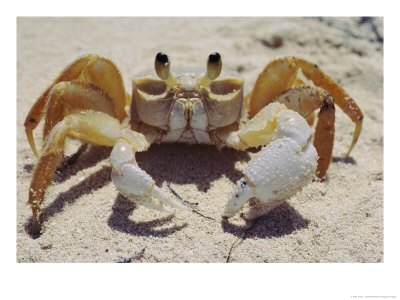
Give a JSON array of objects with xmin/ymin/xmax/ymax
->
[{"xmin": 4, "ymin": 1, "xmax": 398, "ymax": 300}]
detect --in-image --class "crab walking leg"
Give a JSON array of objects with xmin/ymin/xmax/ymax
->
[
  {"xmin": 24, "ymin": 56, "xmax": 93, "ymax": 157},
  {"xmin": 110, "ymin": 140, "xmax": 188, "ymax": 213},
  {"xmin": 245, "ymin": 57, "xmax": 299, "ymax": 116},
  {"xmin": 271, "ymin": 86, "xmax": 335, "ymax": 178},
  {"xmin": 42, "ymin": 81, "xmax": 120, "ymax": 146},
  {"xmin": 220, "ymin": 103, "xmax": 318, "ymax": 218},
  {"xmin": 28, "ymin": 111, "xmax": 150, "ymax": 233},
  {"xmin": 24, "ymin": 54, "xmax": 127, "ymax": 157},
  {"xmin": 247, "ymin": 56, "xmax": 363, "ymax": 157},
  {"xmin": 294, "ymin": 57, "xmax": 363, "ymax": 156}
]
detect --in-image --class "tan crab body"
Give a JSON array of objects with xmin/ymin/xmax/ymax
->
[
  {"xmin": 24, "ymin": 52, "xmax": 363, "ymax": 233},
  {"xmin": 131, "ymin": 66, "xmax": 244, "ymax": 145}
]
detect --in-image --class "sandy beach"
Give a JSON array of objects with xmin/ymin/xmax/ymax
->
[{"xmin": 17, "ymin": 17, "xmax": 383, "ymax": 263}]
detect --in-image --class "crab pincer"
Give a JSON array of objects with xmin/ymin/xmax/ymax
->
[
  {"xmin": 221, "ymin": 103, "xmax": 318, "ymax": 219},
  {"xmin": 110, "ymin": 138, "xmax": 189, "ymax": 213}
]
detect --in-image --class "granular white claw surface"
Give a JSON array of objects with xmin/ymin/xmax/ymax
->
[{"xmin": 245, "ymin": 137, "xmax": 317, "ymax": 203}]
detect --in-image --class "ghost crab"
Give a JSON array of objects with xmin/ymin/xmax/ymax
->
[{"xmin": 24, "ymin": 52, "xmax": 363, "ymax": 233}]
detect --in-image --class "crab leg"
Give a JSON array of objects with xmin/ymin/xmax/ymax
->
[
  {"xmin": 218, "ymin": 103, "xmax": 318, "ymax": 219},
  {"xmin": 110, "ymin": 139, "xmax": 188, "ymax": 213},
  {"xmin": 42, "ymin": 81, "xmax": 121, "ymax": 147},
  {"xmin": 295, "ymin": 57, "xmax": 363, "ymax": 157},
  {"xmin": 246, "ymin": 56, "xmax": 363, "ymax": 159},
  {"xmin": 24, "ymin": 54, "xmax": 127, "ymax": 157},
  {"xmin": 28, "ymin": 111, "xmax": 153, "ymax": 233},
  {"xmin": 270, "ymin": 86, "xmax": 335, "ymax": 178}
]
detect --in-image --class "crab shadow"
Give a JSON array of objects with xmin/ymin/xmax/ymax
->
[
  {"xmin": 135, "ymin": 143, "xmax": 250, "ymax": 192},
  {"xmin": 24, "ymin": 143, "xmax": 250, "ymax": 238},
  {"xmin": 221, "ymin": 202, "xmax": 310, "ymax": 239},
  {"xmin": 332, "ymin": 155, "xmax": 356, "ymax": 165},
  {"xmin": 108, "ymin": 194, "xmax": 188, "ymax": 237},
  {"xmin": 24, "ymin": 164, "xmax": 113, "ymax": 238},
  {"xmin": 23, "ymin": 144, "xmax": 112, "ymax": 184},
  {"xmin": 53, "ymin": 144, "xmax": 112, "ymax": 183}
]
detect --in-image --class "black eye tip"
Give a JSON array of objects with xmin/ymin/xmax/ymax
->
[
  {"xmin": 209, "ymin": 52, "xmax": 221, "ymax": 63},
  {"xmin": 156, "ymin": 52, "xmax": 169, "ymax": 64}
]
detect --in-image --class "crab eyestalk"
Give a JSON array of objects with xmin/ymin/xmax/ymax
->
[
  {"xmin": 207, "ymin": 52, "xmax": 222, "ymax": 80},
  {"xmin": 155, "ymin": 52, "xmax": 171, "ymax": 80}
]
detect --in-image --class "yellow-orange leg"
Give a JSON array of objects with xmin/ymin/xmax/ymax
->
[
  {"xmin": 246, "ymin": 56, "xmax": 363, "ymax": 161},
  {"xmin": 42, "ymin": 81, "xmax": 120, "ymax": 144},
  {"xmin": 24, "ymin": 54, "xmax": 128, "ymax": 157},
  {"xmin": 270, "ymin": 86, "xmax": 335, "ymax": 178},
  {"xmin": 29, "ymin": 111, "xmax": 151, "ymax": 233}
]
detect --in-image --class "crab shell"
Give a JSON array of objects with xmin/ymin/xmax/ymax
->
[{"xmin": 130, "ymin": 67, "xmax": 244, "ymax": 144}]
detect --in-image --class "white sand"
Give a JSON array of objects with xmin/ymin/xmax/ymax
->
[{"xmin": 17, "ymin": 17, "xmax": 383, "ymax": 263}]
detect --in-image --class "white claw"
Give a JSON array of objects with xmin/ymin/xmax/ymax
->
[
  {"xmin": 150, "ymin": 185, "xmax": 188, "ymax": 210},
  {"xmin": 110, "ymin": 139, "xmax": 188, "ymax": 213},
  {"xmin": 223, "ymin": 106, "xmax": 318, "ymax": 219},
  {"xmin": 223, "ymin": 178, "xmax": 255, "ymax": 218}
]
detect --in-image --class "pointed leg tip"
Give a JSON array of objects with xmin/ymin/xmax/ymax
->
[
  {"xmin": 31, "ymin": 222, "xmax": 42, "ymax": 235},
  {"xmin": 345, "ymin": 144, "xmax": 355, "ymax": 158},
  {"xmin": 315, "ymin": 170, "xmax": 327, "ymax": 180}
]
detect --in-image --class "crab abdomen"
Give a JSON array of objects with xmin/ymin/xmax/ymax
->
[{"xmin": 161, "ymin": 98, "xmax": 213, "ymax": 144}]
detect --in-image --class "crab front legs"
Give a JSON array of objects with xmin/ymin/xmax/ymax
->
[
  {"xmin": 218, "ymin": 103, "xmax": 318, "ymax": 219},
  {"xmin": 29, "ymin": 111, "xmax": 182, "ymax": 233}
]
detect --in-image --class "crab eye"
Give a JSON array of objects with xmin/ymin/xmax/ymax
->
[
  {"xmin": 207, "ymin": 52, "xmax": 222, "ymax": 80},
  {"xmin": 155, "ymin": 52, "xmax": 170, "ymax": 80}
]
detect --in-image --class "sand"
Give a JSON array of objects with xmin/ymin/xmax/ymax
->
[{"xmin": 16, "ymin": 17, "xmax": 383, "ymax": 263}]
